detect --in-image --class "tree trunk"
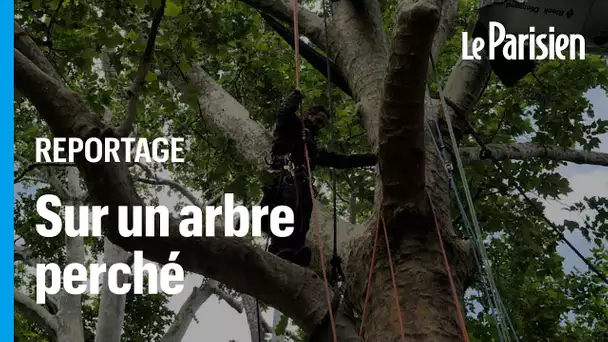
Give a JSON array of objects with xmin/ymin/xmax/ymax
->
[{"xmin": 94, "ymin": 239, "xmax": 131, "ymax": 342}]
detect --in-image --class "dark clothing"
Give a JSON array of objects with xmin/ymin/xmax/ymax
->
[
  {"xmin": 268, "ymin": 90, "xmax": 377, "ymax": 171},
  {"xmin": 260, "ymin": 90, "xmax": 376, "ymax": 265}
]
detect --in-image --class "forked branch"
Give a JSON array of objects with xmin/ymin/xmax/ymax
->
[
  {"xmin": 378, "ymin": 0, "xmax": 441, "ymax": 230},
  {"xmin": 14, "ymin": 290, "xmax": 59, "ymax": 337}
]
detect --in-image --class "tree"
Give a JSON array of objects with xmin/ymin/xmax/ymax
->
[{"xmin": 13, "ymin": 0, "xmax": 608, "ymax": 341}]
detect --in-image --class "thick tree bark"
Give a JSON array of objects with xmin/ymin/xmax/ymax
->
[{"xmin": 378, "ymin": 0, "xmax": 440, "ymax": 235}]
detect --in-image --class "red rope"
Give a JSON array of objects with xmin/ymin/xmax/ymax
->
[
  {"xmin": 358, "ymin": 214, "xmax": 407, "ymax": 341},
  {"xmin": 428, "ymin": 194, "xmax": 470, "ymax": 342},
  {"xmin": 292, "ymin": 1, "xmax": 337, "ymax": 341},
  {"xmin": 303, "ymin": 146, "xmax": 338, "ymax": 342},
  {"xmin": 381, "ymin": 214, "xmax": 407, "ymax": 342},
  {"xmin": 359, "ymin": 216, "xmax": 380, "ymax": 336}
]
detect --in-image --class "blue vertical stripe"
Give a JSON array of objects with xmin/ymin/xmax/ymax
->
[{"xmin": 4, "ymin": 0, "xmax": 15, "ymax": 339}]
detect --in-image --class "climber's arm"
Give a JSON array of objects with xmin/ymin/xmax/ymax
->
[
  {"xmin": 316, "ymin": 149, "xmax": 377, "ymax": 169},
  {"xmin": 276, "ymin": 89, "xmax": 303, "ymax": 131}
]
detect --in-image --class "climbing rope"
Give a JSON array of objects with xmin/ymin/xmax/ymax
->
[
  {"xmin": 359, "ymin": 213, "xmax": 407, "ymax": 341},
  {"xmin": 427, "ymin": 56, "xmax": 519, "ymax": 341},
  {"xmin": 430, "ymin": 57, "xmax": 608, "ymax": 287},
  {"xmin": 359, "ymin": 215, "xmax": 380, "ymax": 336},
  {"xmin": 424, "ymin": 86, "xmax": 516, "ymax": 342},
  {"xmin": 427, "ymin": 191, "xmax": 470, "ymax": 342},
  {"xmin": 321, "ymin": 0, "xmax": 343, "ymax": 287},
  {"xmin": 380, "ymin": 215, "xmax": 407, "ymax": 341},
  {"xmin": 291, "ymin": 0, "xmax": 338, "ymax": 341}
]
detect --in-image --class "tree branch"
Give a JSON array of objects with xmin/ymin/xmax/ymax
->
[
  {"xmin": 14, "ymin": 244, "xmax": 40, "ymax": 264},
  {"xmin": 239, "ymin": 0, "xmax": 326, "ymax": 49},
  {"xmin": 15, "ymin": 21, "xmax": 63, "ymax": 82},
  {"xmin": 378, "ymin": 0, "xmax": 441, "ymax": 231},
  {"xmin": 460, "ymin": 143, "xmax": 608, "ymax": 167},
  {"xmin": 429, "ymin": 0, "xmax": 459, "ymax": 62},
  {"xmin": 440, "ymin": 47, "xmax": 492, "ymax": 136},
  {"xmin": 94, "ymin": 238, "xmax": 131, "ymax": 342},
  {"xmin": 132, "ymin": 161, "xmax": 228, "ymax": 208},
  {"xmin": 15, "ymin": 51, "xmax": 359, "ymax": 339},
  {"xmin": 209, "ymin": 280, "xmax": 244, "ymax": 313},
  {"xmin": 242, "ymin": 294, "xmax": 299, "ymax": 341},
  {"xmin": 117, "ymin": 0, "xmax": 166, "ymax": 137},
  {"xmin": 14, "ymin": 290, "xmax": 59, "ymax": 337},
  {"xmin": 15, "ymin": 241, "xmax": 59, "ymax": 313},
  {"xmin": 160, "ymin": 277, "xmax": 243, "ymax": 342},
  {"xmin": 136, "ymin": 176, "xmax": 205, "ymax": 207},
  {"xmin": 242, "ymin": 294, "xmax": 266, "ymax": 341},
  {"xmin": 55, "ymin": 167, "xmax": 86, "ymax": 341},
  {"xmin": 15, "ymin": 48, "xmax": 107, "ymax": 139},
  {"xmin": 259, "ymin": 11, "xmax": 351, "ymax": 96},
  {"xmin": 160, "ymin": 279, "xmax": 215, "ymax": 342},
  {"xmin": 14, "ymin": 162, "xmax": 74, "ymax": 184}
]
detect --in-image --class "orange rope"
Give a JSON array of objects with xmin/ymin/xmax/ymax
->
[
  {"xmin": 359, "ymin": 216, "xmax": 380, "ymax": 336},
  {"xmin": 358, "ymin": 214, "xmax": 407, "ymax": 341},
  {"xmin": 303, "ymin": 147, "xmax": 338, "ymax": 342},
  {"xmin": 427, "ymin": 193, "xmax": 470, "ymax": 342},
  {"xmin": 381, "ymin": 214, "xmax": 407, "ymax": 342},
  {"xmin": 292, "ymin": 0, "xmax": 337, "ymax": 341}
]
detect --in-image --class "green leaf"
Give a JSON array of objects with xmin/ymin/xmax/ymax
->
[
  {"xmin": 164, "ymin": 0, "xmax": 182, "ymax": 16},
  {"xmin": 274, "ymin": 314, "xmax": 289, "ymax": 335},
  {"xmin": 145, "ymin": 72, "xmax": 157, "ymax": 82},
  {"xmin": 126, "ymin": 31, "xmax": 138, "ymax": 41},
  {"xmin": 132, "ymin": 0, "xmax": 146, "ymax": 8},
  {"xmin": 31, "ymin": 0, "xmax": 41, "ymax": 10},
  {"xmin": 178, "ymin": 59, "xmax": 191, "ymax": 73}
]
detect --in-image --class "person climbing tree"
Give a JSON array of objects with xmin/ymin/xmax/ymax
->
[{"xmin": 260, "ymin": 88, "xmax": 377, "ymax": 267}]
